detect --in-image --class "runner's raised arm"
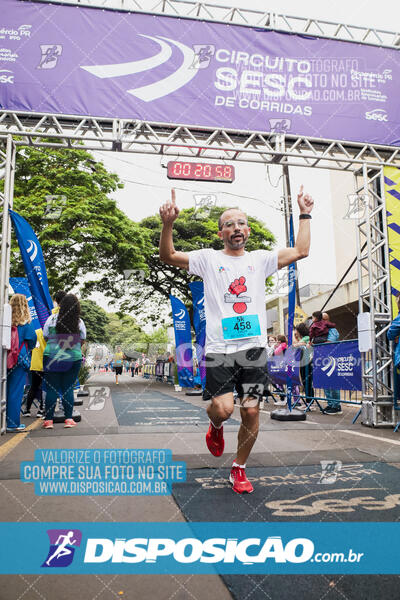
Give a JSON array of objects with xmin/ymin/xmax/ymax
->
[
  {"xmin": 159, "ymin": 189, "xmax": 189, "ymax": 270},
  {"xmin": 277, "ymin": 185, "xmax": 314, "ymax": 269}
]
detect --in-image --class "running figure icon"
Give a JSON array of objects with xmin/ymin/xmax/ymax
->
[{"xmin": 45, "ymin": 531, "xmax": 77, "ymax": 566}]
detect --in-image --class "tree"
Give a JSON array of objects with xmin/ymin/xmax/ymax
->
[
  {"xmin": 133, "ymin": 326, "xmax": 169, "ymax": 357},
  {"xmin": 104, "ymin": 312, "xmax": 168, "ymax": 357},
  {"xmin": 80, "ymin": 300, "xmax": 108, "ymax": 343},
  {"xmin": 105, "ymin": 312, "xmax": 143, "ymax": 351},
  {"xmin": 11, "ymin": 145, "xmax": 151, "ymax": 300},
  {"xmin": 118, "ymin": 205, "xmax": 276, "ymax": 318}
]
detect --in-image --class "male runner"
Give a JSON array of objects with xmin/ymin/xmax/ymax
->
[{"xmin": 159, "ymin": 187, "xmax": 313, "ymax": 493}]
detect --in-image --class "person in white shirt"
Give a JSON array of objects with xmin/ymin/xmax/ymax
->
[{"xmin": 159, "ymin": 187, "xmax": 313, "ymax": 494}]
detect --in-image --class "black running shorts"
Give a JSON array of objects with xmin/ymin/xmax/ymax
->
[
  {"xmin": 114, "ymin": 366, "xmax": 123, "ymax": 375},
  {"xmin": 203, "ymin": 347, "xmax": 267, "ymax": 404}
]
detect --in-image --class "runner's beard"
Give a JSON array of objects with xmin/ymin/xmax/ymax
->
[{"xmin": 226, "ymin": 233, "xmax": 247, "ymax": 249}]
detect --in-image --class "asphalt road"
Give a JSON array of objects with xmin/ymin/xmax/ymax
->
[{"xmin": 1, "ymin": 370, "xmax": 400, "ymax": 599}]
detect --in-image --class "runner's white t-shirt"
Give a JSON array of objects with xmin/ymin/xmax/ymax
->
[{"xmin": 188, "ymin": 248, "xmax": 278, "ymax": 354}]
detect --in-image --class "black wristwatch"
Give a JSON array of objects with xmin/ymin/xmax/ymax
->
[{"xmin": 299, "ymin": 214, "xmax": 312, "ymax": 220}]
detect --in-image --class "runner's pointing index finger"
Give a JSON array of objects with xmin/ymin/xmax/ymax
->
[{"xmin": 171, "ymin": 188, "xmax": 176, "ymax": 204}]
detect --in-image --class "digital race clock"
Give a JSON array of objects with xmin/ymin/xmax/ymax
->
[{"xmin": 167, "ymin": 161, "xmax": 235, "ymax": 183}]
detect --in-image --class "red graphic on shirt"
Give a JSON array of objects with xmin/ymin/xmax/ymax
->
[{"xmin": 228, "ymin": 276, "xmax": 248, "ymax": 313}]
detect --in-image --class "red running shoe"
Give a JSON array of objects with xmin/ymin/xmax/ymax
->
[
  {"xmin": 229, "ymin": 465, "xmax": 254, "ymax": 494},
  {"xmin": 205, "ymin": 423, "xmax": 224, "ymax": 457}
]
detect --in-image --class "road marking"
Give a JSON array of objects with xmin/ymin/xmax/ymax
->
[
  {"xmin": 0, "ymin": 419, "xmax": 42, "ymax": 461},
  {"xmin": 338, "ymin": 429, "xmax": 400, "ymax": 446}
]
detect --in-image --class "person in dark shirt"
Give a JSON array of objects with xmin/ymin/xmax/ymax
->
[{"xmin": 309, "ymin": 311, "xmax": 336, "ymax": 344}]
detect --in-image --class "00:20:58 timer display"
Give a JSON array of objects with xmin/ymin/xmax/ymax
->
[{"xmin": 167, "ymin": 161, "xmax": 235, "ymax": 182}]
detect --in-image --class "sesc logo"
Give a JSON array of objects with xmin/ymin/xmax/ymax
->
[
  {"xmin": 0, "ymin": 69, "xmax": 14, "ymax": 84},
  {"xmin": 365, "ymin": 109, "xmax": 388, "ymax": 122},
  {"xmin": 84, "ymin": 536, "xmax": 314, "ymax": 565},
  {"xmin": 321, "ymin": 357, "xmax": 336, "ymax": 377}
]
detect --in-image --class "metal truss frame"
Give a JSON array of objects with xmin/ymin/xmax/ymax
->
[
  {"xmin": 32, "ymin": 0, "xmax": 400, "ymax": 49},
  {"xmin": 0, "ymin": 136, "xmax": 16, "ymax": 435},
  {"xmin": 355, "ymin": 164, "xmax": 395, "ymax": 423},
  {"xmin": 1, "ymin": 1, "xmax": 400, "ymax": 428},
  {"xmin": 1, "ymin": 116, "xmax": 399, "ymax": 427},
  {"xmin": 1, "ymin": 111, "xmax": 400, "ymax": 172}
]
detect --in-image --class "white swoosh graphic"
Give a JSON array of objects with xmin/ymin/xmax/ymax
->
[
  {"xmin": 321, "ymin": 357, "xmax": 336, "ymax": 377},
  {"xmin": 27, "ymin": 240, "xmax": 38, "ymax": 261},
  {"xmin": 175, "ymin": 309, "xmax": 185, "ymax": 319},
  {"xmin": 80, "ymin": 35, "xmax": 172, "ymax": 79},
  {"xmin": 128, "ymin": 36, "xmax": 196, "ymax": 102}
]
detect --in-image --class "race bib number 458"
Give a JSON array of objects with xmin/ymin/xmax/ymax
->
[{"xmin": 221, "ymin": 315, "xmax": 261, "ymax": 340}]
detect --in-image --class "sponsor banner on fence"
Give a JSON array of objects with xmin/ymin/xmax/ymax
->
[
  {"xmin": 1, "ymin": 0, "xmax": 400, "ymax": 146},
  {"xmin": 0, "ymin": 522, "xmax": 398, "ymax": 574},
  {"xmin": 267, "ymin": 346, "xmax": 302, "ymax": 387},
  {"xmin": 312, "ymin": 340, "xmax": 362, "ymax": 391}
]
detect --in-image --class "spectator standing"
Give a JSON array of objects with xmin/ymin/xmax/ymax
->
[
  {"xmin": 22, "ymin": 328, "xmax": 46, "ymax": 418},
  {"xmin": 52, "ymin": 290, "xmax": 67, "ymax": 315},
  {"xmin": 42, "ymin": 294, "xmax": 86, "ymax": 429},
  {"xmin": 6, "ymin": 294, "xmax": 37, "ymax": 432},
  {"xmin": 269, "ymin": 335, "xmax": 288, "ymax": 406},
  {"xmin": 274, "ymin": 335, "xmax": 288, "ymax": 356},
  {"xmin": 321, "ymin": 312, "xmax": 342, "ymax": 415},
  {"xmin": 265, "ymin": 335, "xmax": 277, "ymax": 357},
  {"xmin": 294, "ymin": 323, "xmax": 314, "ymax": 404}
]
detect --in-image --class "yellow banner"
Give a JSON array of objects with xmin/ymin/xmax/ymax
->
[
  {"xmin": 293, "ymin": 305, "xmax": 308, "ymax": 327},
  {"xmin": 384, "ymin": 166, "xmax": 400, "ymax": 318}
]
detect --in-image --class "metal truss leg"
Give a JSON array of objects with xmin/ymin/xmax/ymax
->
[
  {"xmin": 0, "ymin": 135, "xmax": 16, "ymax": 435},
  {"xmin": 355, "ymin": 165, "xmax": 394, "ymax": 427}
]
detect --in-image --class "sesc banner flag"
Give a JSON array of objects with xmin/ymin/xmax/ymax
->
[
  {"xmin": 9, "ymin": 210, "xmax": 53, "ymax": 327},
  {"xmin": 189, "ymin": 281, "xmax": 206, "ymax": 388},
  {"xmin": 1, "ymin": 0, "xmax": 400, "ymax": 147},
  {"xmin": 312, "ymin": 340, "xmax": 362, "ymax": 391},
  {"xmin": 9, "ymin": 277, "xmax": 40, "ymax": 330},
  {"xmin": 170, "ymin": 295, "xmax": 194, "ymax": 388}
]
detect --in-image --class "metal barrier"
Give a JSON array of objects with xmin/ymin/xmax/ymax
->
[
  {"xmin": 265, "ymin": 342, "xmax": 364, "ymax": 412},
  {"xmin": 143, "ymin": 361, "xmax": 174, "ymax": 385}
]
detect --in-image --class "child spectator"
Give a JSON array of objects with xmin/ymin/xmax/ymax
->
[
  {"xmin": 322, "ymin": 312, "xmax": 340, "ymax": 341},
  {"xmin": 274, "ymin": 335, "xmax": 288, "ymax": 356},
  {"xmin": 309, "ymin": 311, "xmax": 336, "ymax": 344},
  {"xmin": 266, "ymin": 335, "xmax": 277, "ymax": 357}
]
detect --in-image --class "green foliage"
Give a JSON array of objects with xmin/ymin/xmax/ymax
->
[
  {"xmin": 104, "ymin": 311, "xmax": 168, "ymax": 357},
  {"xmin": 79, "ymin": 300, "xmax": 108, "ymax": 343},
  {"xmin": 105, "ymin": 312, "xmax": 142, "ymax": 350},
  {"xmin": 11, "ymin": 146, "xmax": 151, "ymax": 299},
  {"xmin": 133, "ymin": 326, "xmax": 169, "ymax": 356},
  {"xmin": 78, "ymin": 362, "xmax": 91, "ymax": 386},
  {"xmin": 119, "ymin": 205, "xmax": 276, "ymax": 317}
]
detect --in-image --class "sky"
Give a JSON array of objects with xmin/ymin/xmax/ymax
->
[{"xmin": 87, "ymin": 0, "xmax": 399, "ymax": 309}]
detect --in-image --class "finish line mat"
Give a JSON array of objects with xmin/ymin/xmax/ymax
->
[
  {"xmin": 172, "ymin": 462, "xmax": 400, "ymax": 600},
  {"xmin": 111, "ymin": 390, "xmax": 240, "ymax": 430},
  {"xmin": 172, "ymin": 462, "xmax": 400, "ymax": 522}
]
